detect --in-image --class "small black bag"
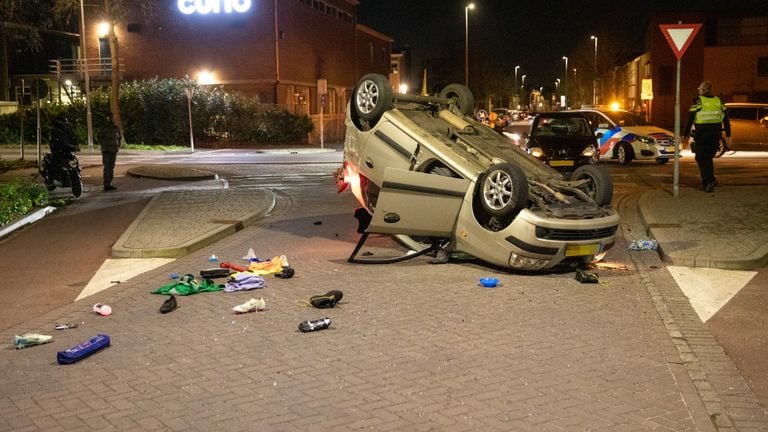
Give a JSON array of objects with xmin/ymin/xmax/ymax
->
[{"xmin": 200, "ymin": 268, "xmax": 231, "ymax": 279}]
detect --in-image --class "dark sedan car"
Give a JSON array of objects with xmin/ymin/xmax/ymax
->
[{"xmin": 525, "ymin": 112, "xmax": 600, "ymax": 173}]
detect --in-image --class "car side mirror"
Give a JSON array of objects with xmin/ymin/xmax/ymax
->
[{"xmin": 596, "ymin": 132, "xmax": 604, "ymax": 139}]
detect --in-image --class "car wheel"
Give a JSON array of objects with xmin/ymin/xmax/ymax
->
[
  {"xmin": 353, "ymin": 74, "xmax": 393, "ymax": 125},
  {"xmin": 656, "ymin": 158, "xmax": 669, "ymax": 164},
  {"xmin": 439, "ymin": 84, "xmax": 475, "ymax": 117},
  {"xmin": 715, "ymin": 137, "xmax": 727, "ymax": 158},
  {"xmin": 477, "ymin": 163, "xmax": 528, "ymax": 218},
  {"xmin": 616, "ymin": 142, "xmax": 633, "ymax": 165},
  {"xmin": 569, "ymin": 165, "xmax": 613, "ymax": 206}
]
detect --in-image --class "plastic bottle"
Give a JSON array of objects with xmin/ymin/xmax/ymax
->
[{"xmin": 298, "ymin": 317, "xmax": 331, "ymax": 333}]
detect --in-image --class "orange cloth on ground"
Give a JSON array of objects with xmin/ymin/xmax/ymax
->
[{"xmin": 247, "ymin": 256, "xmax": 287, "ymax": 275}]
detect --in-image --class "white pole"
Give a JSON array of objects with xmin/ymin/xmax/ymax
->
[
  {"xmin": 320, "ymin": 102, "xmax": 324, "ymax": 149},
  {"xmin": 673, "ymin": 58, "xmax": 681, "ymax": 198},
  {"xmin": 186, "ymin": 88, "xmax": 195, "ymax": 152}
]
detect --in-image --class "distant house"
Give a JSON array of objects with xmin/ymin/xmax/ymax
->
[{"xmin": 607, "ymin": 11, "xmax": 768, "ymax": 130}]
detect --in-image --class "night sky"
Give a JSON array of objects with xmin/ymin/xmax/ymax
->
[{"xmin": 358, "ymin": 0, "xmax": 767, "ymax": 92}]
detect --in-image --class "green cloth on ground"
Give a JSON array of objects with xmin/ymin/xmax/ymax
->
[{"xmin": 152, "ymin": 274, "xmax": 222, "ymax": 295}]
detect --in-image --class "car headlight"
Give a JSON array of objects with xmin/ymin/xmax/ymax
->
[
  {"xmin": 503, "ymin": 131, "xmax": 521, "ymax": 142},
  {"xmin": 509, "ymin": 252, "xmax": 550, "ymax": 269},
  {"xmin": 581, "ymin": 145, "xmax": 597, "ymax": 158},
  {"xmin": 529, "ymin": 147, "xmax": 545, "ymax": 158},
  {"xmin": 636, "ymin": 135, "xmax": 655, "ymax": 145}
]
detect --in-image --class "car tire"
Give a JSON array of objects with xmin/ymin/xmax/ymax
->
[
  {"xmin": 70, "ymin": 172, "xmax": 83, "ymax": 197},
  {"xmin": 477, "ymin": 163, "xmax": 528, "ymax": 218},
  {"xmin": 569, "ymin": 165, "xmax": 613, "ymax": 206},
  {"xmin": 656, "ymin": 158, "xmax": 669, "ymax": 164},
  {"xmin": 439, "ymin": 84, "xmax": 475, "ymax": 117},
  {"xmin": 353, "ymin": 74, "xmax": 393, "ymax": 125},
  {"xmin": 715, "ymin": 137, "xmax": 727, "ymax": 158},
  {"xmin": 616, "ymin": 142, "xmax": 633, "ymax": 165}
]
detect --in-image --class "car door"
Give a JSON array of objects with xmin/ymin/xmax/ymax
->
[
  {"xmin": 367, "ymin": 167, "xmax": 470, "ymax": 237},
  {"xmin": 583, "ymin": 112, "xmax": 615, "ymax": 156},
  {"xmin": 759, "ymin": 107, "xmax": 768, "ymax": 150},
  {"xmin": 359, "ymin": 120, "xmax": 420, "ymax": 187},
  {"xmin": 728, "ymin": 106, "xmax": 760, "ymax": 151}
]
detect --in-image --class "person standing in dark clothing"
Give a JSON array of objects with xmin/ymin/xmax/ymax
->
[
  {"xmin": 683, "ymin": 81, "xmax": 731, "ymax": 193},
  {"xmin": 97, "ymin": 113, "xmax": 121, "ymax": 191}
]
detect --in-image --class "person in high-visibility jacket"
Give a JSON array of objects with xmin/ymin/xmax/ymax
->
[{"xmin": 683, "ymin": 81, "xmax": 731, "ymax": 193}]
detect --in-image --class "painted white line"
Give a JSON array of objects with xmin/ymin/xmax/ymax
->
[
  {"xmin": 77, "ymin": 258, "xmax": 175, "ymax": 301},
  {"xmin": 667, "ymin": 265, "xmax": 757, "ymax": 322}
]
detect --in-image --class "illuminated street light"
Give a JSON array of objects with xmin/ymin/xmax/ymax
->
[
  {"xmin": 562, "ymin": 56, "xmax": 568, "ymax": 108},
  {"xmin": 398, "ymin": 83, "xmax": 408, "ymax": 94},
  {"xmin": 464, "ymin": 3, "xmax": 475, "ymax": 86},
  {"xmin": 97, "ymin": 21, "xmax": 110, "ymax": 38},
  {"xmin": 590, "ymin": 35, "xmax": 598, "ymax": 105},
  {"xmin": 514, "ymin": 65, "xmax": 520, "ymax": 103}
]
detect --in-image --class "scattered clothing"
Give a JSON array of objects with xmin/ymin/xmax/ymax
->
[
  {"xmin": 628, "ymin": 239, "xmax": 658, "ymax": 251},
  {"xmin": 223, "ymin": 272, "xmax": 266, "ymax": 292},
  {"xmin": 274, "ymin": 266, "xmax": 295, "ymax": 279},
  {"xmin": 152, "ymin": 274, "xmax": 222, "ymax": 296},
  {"xmin": 248, "ymin": 256, "xmax": 289, "ymax": 276}
]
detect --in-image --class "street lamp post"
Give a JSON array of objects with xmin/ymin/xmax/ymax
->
[
  {"xmin": 79, "ymin": 0, "xmax": 94, "ymax": 151},
  {"xmin": 562, "ymin": 56, "xmax": 568, "ymax": 108},
  {"xmin": 514, "ymin": 65, "xmax": 520, "ymax": 105},
  {"xmin": 464, "ymin": 3, "xmax": 475, "ymax": 87},
  {"xmin": 590, "ymin": 35, "xmax": 598, "ymax": 105},
  {"xmin": 185, "ymin": 87, "xmax": 195, "ymax": 153}
]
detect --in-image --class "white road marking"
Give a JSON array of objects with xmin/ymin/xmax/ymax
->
[
  {"xmin": 77, "ymin": 258, "xmax": 175, "ymax": 301},
  {"xmin": 666, "ymin": 266, "xmax": 757, "ymax": 322}
]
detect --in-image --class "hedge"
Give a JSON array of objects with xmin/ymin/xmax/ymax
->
[
  {"xmin": 0, "ymin": 78, "xmax": 314, "ymax": 147},
  {"xmin": 0, "ymin": 177, "xmax": 48, "ymax": 226}
]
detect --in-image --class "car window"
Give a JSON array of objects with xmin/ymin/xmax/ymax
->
[
  {"xmin": 601, "ymin": 110, "xmax": 649, "ymax": 126},
  {"xmin": 728, "ymin": 107, "xmax": 757, "ymax": 120},
  {"xmin": 580, "ymin": 112, "xmax": 609, "ymax": 129},
  {"xmin": 533, "ymin": 116, "xmax": 592, "ymax": 137}
]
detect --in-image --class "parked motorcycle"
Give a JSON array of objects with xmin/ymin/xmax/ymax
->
[{"xmin": 40, "ymin": 116, "xmax": 83, "ymax": 197}]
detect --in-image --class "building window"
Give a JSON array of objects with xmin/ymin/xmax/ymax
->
[{"xmin": 758, "ymin": 57, "xmax": 768, "ymax": 77}]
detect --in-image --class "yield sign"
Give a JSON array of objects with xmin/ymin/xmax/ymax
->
[{"xmin": 659, "ymin": 24, "xmax": 702, "ymax": 59}]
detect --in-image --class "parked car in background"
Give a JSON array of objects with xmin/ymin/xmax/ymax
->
[
  {"xmin": 501, "ymin": 119, "xmax": 533, "ymax": 147},
  {"xmin": 723, "ymin": 102, "xmax": 768, "ymax": 153},
  {"xmin": 571, "ymin": 107, "xmax": 675, "ymax": 165},
  {"xmin": 338, "ymin": 73, "xmax": 619, "ymax": 271},
  {"xmin": 524, "ymin": 112, "xmax": 600, "ymax": 173}
]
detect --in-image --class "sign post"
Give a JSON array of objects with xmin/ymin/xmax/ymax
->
[
  {"xmin": 660, "ymin": 23, "xmax": 701, "ymax": 198},
  {"xmin": 31, "ymin": 79, "xmax": 48, "ymax": 168},
  {"xmin": 317, "ymin": 79, "xmax": 327, "ymax": 149}
]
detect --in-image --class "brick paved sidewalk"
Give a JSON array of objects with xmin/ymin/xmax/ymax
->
[{"xmin": 1, "ymin": 188, "xmax": 766, "ymax": 431}]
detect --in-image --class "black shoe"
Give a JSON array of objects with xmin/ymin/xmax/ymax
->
[
  {"xmin": 104, "ymin": 185, "xmax": 117, "ymax": 191},
  {"xmin": 704, "ymin": 182, "xmax": 715, "ymax": 193},
  {"xmin": 309, "ymin": 290, "xmax": 343, "ymax": 309},
  {"xmin": 160, "ymin": 295, "xmax": 177, "ymax": 314},
  {"xmin": 575, "ymin": 269, "xmax": 600, "ymax": 284}
]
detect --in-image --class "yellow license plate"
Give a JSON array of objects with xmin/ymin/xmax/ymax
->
[
  {"xmin": 550, "ymin": 160, "xmax": 575, "ymax": 167},
  {"xmin": 565, "ymin": 243, "xmax": 600, "ymax": 257}
]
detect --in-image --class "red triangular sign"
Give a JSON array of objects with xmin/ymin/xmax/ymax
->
[{"xmin": 660, "ymin": 24, "xmax": 702, "ymax": 60}]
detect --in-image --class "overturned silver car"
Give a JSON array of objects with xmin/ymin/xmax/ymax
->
[{"xmin": 337, "ymin": 74, "xmax": 619, "ymax": 270}]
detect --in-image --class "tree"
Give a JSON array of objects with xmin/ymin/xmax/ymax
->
[{"xmin": 53, "ymin": 0, "xmax": 159, "ymax": 134}]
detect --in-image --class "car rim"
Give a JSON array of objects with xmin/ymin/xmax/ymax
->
[
  {"xmin": 618, "ymin": 146, "xmax": 625, "ymax": 163},
  {"xmin": 483, "ymin": 170, "xmax": 513, "ymax": 210},
  {"xmin": 356, "ymin": 80, "xmax": 379, "ymax": 115}
]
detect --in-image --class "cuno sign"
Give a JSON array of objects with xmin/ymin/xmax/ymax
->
[{"xmin": 178, "ymin": 0, "xmax": 252, "ymax": 15}]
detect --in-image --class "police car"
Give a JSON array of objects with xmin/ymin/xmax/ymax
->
[{"xmin": 569, "ymin": 107, "xmax": 675, "ymax": 165}]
